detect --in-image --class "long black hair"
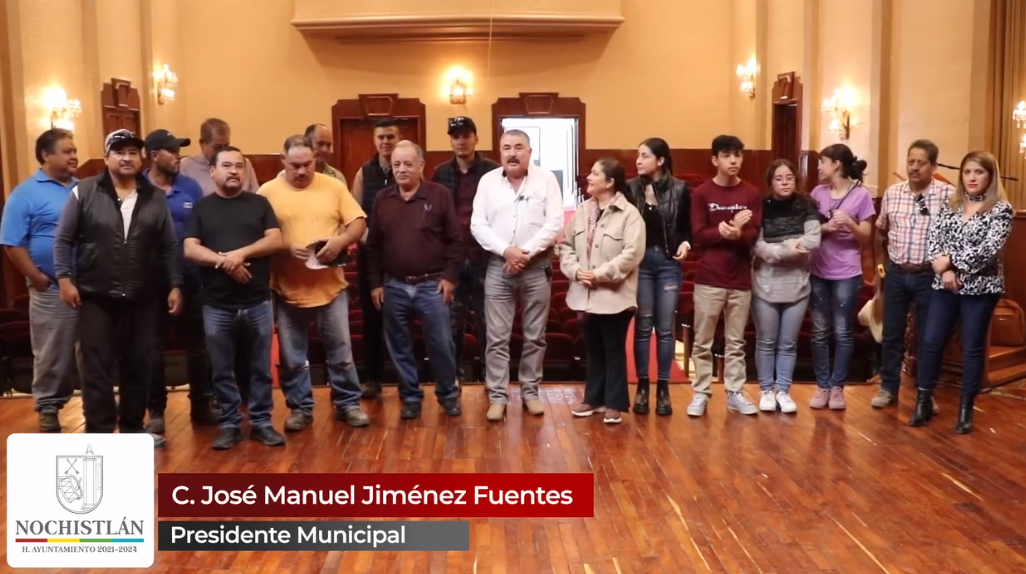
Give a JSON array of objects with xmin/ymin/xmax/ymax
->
[
  {"xmin": 640, "ymin": 137, "xmax": 673, "ymax": 177},
  {"xmin": 820, "ymin": 143, "xmax": 868, "ymax": 186}
]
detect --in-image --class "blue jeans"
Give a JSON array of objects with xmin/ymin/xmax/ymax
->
[
  {"xmin": 915, "ymin": 289, "xmax": 999, "ymax": 398},
  {"xmin": 202, "ymin": 301, "xmax": 274, "ymax": 429},
  {"xmin": 879, "ymin": 263, "xmax": 935, "ymax": 393},
  {"xmin": 275, "ymin": 292, "xmax": 362, "ymax": 413},
  {"xmin": 809, "ymin": 275, "xmax": 863, "ymax": 388},
  {"xmin": 751, "ymin": 295, "xmax": 809, "ymax": 393},
  {"xmin": 634, "ymin": 247, "xmax": 682, "ymax": 381},
  {"xmin": 383, "ymin": 278, "xmax": 459, "ymax": 403}
]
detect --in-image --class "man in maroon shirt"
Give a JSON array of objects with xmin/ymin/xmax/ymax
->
[
  {"xmin": 688, "ymin": 135, "xmax": 762, "ymax": 417},
  {"xmin": 367, "ymin": 140, "xmax": 464, "ymax": 420},
  {"xmin": 430, "ymin": 117, "xmax": 499, "ymax": 384}
]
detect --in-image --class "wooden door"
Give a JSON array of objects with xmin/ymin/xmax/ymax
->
[
  {"xmin": 331, "ymin": 94, "xmax": 427, "ymax": 184},
  {"xmin": 770, "ymin": 73, "xmax": 803, "ymax": 169},
  {"xmin": 337, "ymin": 117, "xmax": 421, "ymax": 185},
  {"xmin": 100, "ymin": 79, "xmax": 141, "ymax": 139}
]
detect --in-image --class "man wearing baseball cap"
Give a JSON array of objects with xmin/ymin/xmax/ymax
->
[
  {"xmin": 430, "ymin": 117, "xmax": 498, "ymax": 386},
  {"xmin": 142, "ymin": 129, "xmax": 218, "ymax": 433},
  {"xmin": 53, "ymin": 129, "xmax": 183, "ymax": 448}
]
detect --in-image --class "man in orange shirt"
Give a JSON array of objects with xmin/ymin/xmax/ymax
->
[{"xmin": 259, "ymin": 135, "xmax": 369, "ymax": 429}]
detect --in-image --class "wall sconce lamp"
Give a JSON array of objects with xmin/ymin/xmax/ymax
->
[
  {"xmin": 155, "ymin": 64, "xmax": 178, "ymax": 105},
  {"xmin": 46, "ymin": 88, "xmax": 81, "ymax": 131},
  {"xmin": 822, "ymin": 89, "xmax": 852, "ymax": 140},
  {"xmin": 1014, "ymin": 100, "xmax": 1026, "ymax": 129},
  {"xmin": 736, "ymin": 58, "xmax": 757, "ymax": 99},
  {"xmin": 449, "ymin": 78, "xmax": 468, "ymax": 105}
]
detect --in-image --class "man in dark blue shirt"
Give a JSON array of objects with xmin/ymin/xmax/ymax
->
[
  {"xmin": 142, "ymin": 129, "xmax": 217, "ymax": 431},
  {"xmin": 0, "ymin": 129, "xmax": 80, "ymax": 432}
]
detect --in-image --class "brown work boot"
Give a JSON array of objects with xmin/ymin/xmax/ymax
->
[
  {"xmin": 486, "ymin": 403, "xmax": 506, "ymax": 422},
  {"xmin": 523, "ymin": 398, "xmax": 544, "ymax": 416}
]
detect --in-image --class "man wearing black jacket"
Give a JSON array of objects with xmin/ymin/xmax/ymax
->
[
  {"xmin": 431, "ymin": 117, "xmax": 498, "ymax": 383},
  {"xmin": 53, "ymin": 129, "xmax": 182, "ymax": 448},
  {"xmin": 351, "ymin": 118, "xmax": 400, "ymax": 398}
]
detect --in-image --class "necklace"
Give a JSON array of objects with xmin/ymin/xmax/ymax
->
[{"xmin": 965, "ymin": 192, "xmax": 985, "ymax": 202}]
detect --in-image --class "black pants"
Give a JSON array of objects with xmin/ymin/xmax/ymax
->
[
  {"xmin": 79, "ymin": 296, "xmax": 159, "ymax": 433},
  {"xmin": 582, "ymin": 310, "xmax": 635, "ymax": 411},
  {"xmin": 357, "ymin": 248, "xmax": 385, "ymax": 382},
  {"xmin": 149, "ymin": 283, "xmax": 211, "ymax": 413},
  {"xmin": 916, "ymin": 290, "xmax": 999, "ymax": 398},
  {"xmin": 879, "ymin": 262, "xmax": 934, "ymax": 393}
]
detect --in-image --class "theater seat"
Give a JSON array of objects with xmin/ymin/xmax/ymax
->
[
  {"xmin": 563, "ymin": 318, "xmax": 581, "ymax": 339},
  {"xmin": 543, "ymin": 333, "xmax": 576, "ymax": 378},
  {"xmin": 13, "ymin": 295, "xmax": 30, "ymax": 312},
  {"xmin": 0, "ymin": 309, "xmax": 29, "ymax": 325}
]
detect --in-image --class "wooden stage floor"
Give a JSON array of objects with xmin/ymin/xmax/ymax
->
[{"xmin": 2, "ymin": 382, "xmax": 1026, "ymax": 574}]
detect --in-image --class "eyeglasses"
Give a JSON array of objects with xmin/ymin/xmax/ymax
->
[{"xmin": 914, "ymin": 194, "xmax": 929, "ymax": 215}]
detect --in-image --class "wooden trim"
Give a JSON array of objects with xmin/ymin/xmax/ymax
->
[
  {"xmin": 330, "ymin": 94, "xmax": 427, "ymax": 168},
  {"xmin": 491, "ymin": 92, "xmax": 586, "ymax": 172},
  {"xmin": 292, "ymin": 14, "xmax": 623, "ymax": 42}
]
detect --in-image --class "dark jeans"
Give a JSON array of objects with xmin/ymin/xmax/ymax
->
[
  {"xmin": 810, "ymin": 275, "xmax": 863, "ymax": 388},
  {"xmin": 203, "ymin": 300, "xmax": 275, "ymax": 429},
  {"xmin": 275, "ymin": 292, "xmax": 362, "ymax": 412},
  {"xmin": 357, "ymin": 248, "xmax": 385, "ymax": 382},
  {"xmin": 583, "ymin": 310, "xmax": 635, "ymax": 411},
  {"xmin": 79, "ymin": 296, "xmax": 159, "ymax": 433},
  {"xmin": 451, "ymin": 259, "xmax": 487, "ymax": 379},
  {"xmin": 634, "ymin": 247, "xmax": 682, "ymax": 381},
  {"xmin": 915, "ymin": 289, "xmax": 999, "ymax": 398},
  {"xmin": 879, "ymin": 263, "xmax": 935, "ymax": 393},
  {"xmin": 383, "ymin": 278, "xmax": 459, "ymax": 403},
  {"xmin": 149, "ymin": 283, "xmax": 211, "ymax": 413}
]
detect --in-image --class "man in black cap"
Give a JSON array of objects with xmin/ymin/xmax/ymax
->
[
  {"xmin": 142, "ymin": 129, "xmax": 218, "ymax": 433},
  {"xmin": 53, "ymin": 129, "xmax": 183, "ymax": 448},
  {"xmin": 430, "ymin": 117, "xmax": 498, "ymax": 384}
]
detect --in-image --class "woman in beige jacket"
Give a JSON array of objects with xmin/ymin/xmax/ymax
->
[{"xmin": 560, "ymin": 159, "xmax": 646, "ymax": 424}]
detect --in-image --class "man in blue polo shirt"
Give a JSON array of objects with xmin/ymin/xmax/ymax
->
[
  {"xmin": 142, "ymin": 129, "xmax": 218, "ymax": 432},
  {"xmin": 0, "ymin": 129, "xmax": 80, "ymax": 432}
]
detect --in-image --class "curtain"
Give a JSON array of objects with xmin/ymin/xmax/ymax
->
[{"xmin": 991, "ymin": 0, "xmax": 1026, "ymax": 208}]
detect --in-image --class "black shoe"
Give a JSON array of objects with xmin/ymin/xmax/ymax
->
[
  {"xmin": 251, "ymin": 425, "xmax": 286, "ymax": 446},
  {"xmin": 284, "ymin": 410, "xmax": 313, "ymax": 432},
  {"xmin": 191, "ymin": 400, "xmax": 219, "ymax": 425},
  {"xmin": 212, "ymin": 427, "xmax": 244, "ymax": 450},
  {"xmin": 440, "ymin": 397, "xmax": 461, "ymax": 416},
  {"xmin": 146, "ymin": 411, "xmax": 165, "ymax": 434},
  {"xmin": 656, "ymin": 380, "xmax": 673, "ymax": 416},
  {"xmin": 400, "ymin": 402, "xmax": 422, "ymax": 419},
  {"xmin": 361, "ymin": 380, "xmax": 382, "ymax": 399},
  {"xmin": 908, "ymin": 388, "xmax": 935, "ymax": 427},
  {"xmin": 956, "ymin": 395, "xmax": 975, "ymax": 434},
  {"xmin": 633, "ymin": 379, "xmax": 650, "ymax": 414},
  {"xmin": 39, "ymin": 412, "xmax": 61, "ymax": 433}
]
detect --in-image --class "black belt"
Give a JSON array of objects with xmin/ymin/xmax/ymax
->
[
  {"xmin": 890, "ymin": 260, "xmax": 931, "ymax": 273},
  {"xmin": 392, "ymin": 272, "xmax": 443, "ymax": 285}
]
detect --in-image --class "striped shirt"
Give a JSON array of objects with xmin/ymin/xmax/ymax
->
[{"xmin": 876, "ymin": 180, "xmax": 953, "ymax": 265}]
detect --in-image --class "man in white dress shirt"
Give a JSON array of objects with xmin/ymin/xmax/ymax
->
[{"xmin": 471, "ymin": 129, "xmax": 564, "ymax": 422}]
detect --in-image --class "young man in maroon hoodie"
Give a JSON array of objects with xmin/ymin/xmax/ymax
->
[{"xmin": 688, "ymin": 135, "xmax": 762, "ymax": 416}]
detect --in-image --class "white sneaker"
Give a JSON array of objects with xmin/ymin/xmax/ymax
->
[
  {"xmin": 727, "ymin": 391, "xmax": 758, "ymax": 415},
  {"xmin": 686, "ymin": 394, "xmax": 709, "ymax": 417},
  {"xmin": 776, "ymin": 392, "xmax": 797, "ymax": 414},
  {"xmin": 759, "ymin": 390, "xmax": 777, "ymax": 412}
]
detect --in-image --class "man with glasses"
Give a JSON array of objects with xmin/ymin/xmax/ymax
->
[
  {"xmin": 872, "ymin": 139, "xmax": 954, "ymax": 408},
  {"xmin": 430, "ymin": 117, "xmax": 498, "ymax": 385}
]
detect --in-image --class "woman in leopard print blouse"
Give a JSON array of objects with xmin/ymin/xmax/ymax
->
[{"xmin": 909, "ymin": 151, "xmax": 1014, "ymax": 434}]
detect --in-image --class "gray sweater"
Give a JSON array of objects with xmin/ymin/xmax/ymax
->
[{"xmin": 752, "ymin": 196, "xmax": 821, "ymax": 303}]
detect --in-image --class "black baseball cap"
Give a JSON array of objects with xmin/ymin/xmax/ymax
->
[
  {"xmin": 104, "ymin": 129, "xmax": 145, "ymax": 154},
  {"xmin": 144, "ymin": 129, "xmax": 191, "ymax": 154},
  {"xmin": 447, "ymin": 116, "xmax": 477, "ymax": 135}
]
